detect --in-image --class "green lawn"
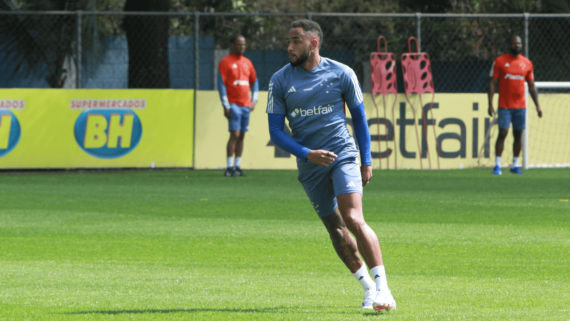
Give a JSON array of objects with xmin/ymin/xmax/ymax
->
[{"xmin": 1, "ymin": 169, "xmax": 569, "ymax": 320}]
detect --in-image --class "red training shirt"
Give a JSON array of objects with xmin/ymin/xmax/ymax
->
[
  {"xmin": 218, "ymin": 53, "xmax": 257, "ymax": 107},
  {"xmin": 490, "ymin": 53, "xmax": 534, "ymax": 109}
]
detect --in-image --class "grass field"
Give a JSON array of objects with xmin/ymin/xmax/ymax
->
[{"xmin": 1, "ymin": 169, "xmax": 569, "ymax": 320}]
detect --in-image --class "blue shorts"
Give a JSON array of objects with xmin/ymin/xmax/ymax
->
[
  {"xmin": 297, "ymin": 155, "xmax": 363, "ymax": 218},
  {"xmin": 498, "ymin": 108, "xmax": 525, "ymax": 131},
  {"xmin": 229, "ymin": 104, "xmax": 250, "ymax": 132}
]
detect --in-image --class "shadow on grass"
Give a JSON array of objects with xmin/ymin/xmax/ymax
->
[
  {"xmin": 61, "ymin": 306, "xmax": 365, "ymax": 315},
  {"xmin": 62, "ymin": 307, "xmax": 290, "ymax": 315}
]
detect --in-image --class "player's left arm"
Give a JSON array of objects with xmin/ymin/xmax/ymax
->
[
  {"xmin": 527, "ymin": 79, "xmax": 542, "ymax": 118},
  {"xmin": 249, "ymin": 62, "xmax": 258, "ymax": 111},
  {"xmin": 342, "ymin": 70, "xmax": 373, "ymax": 186},
  {"xmin": 250, "ymin": 79, "xmax": 259, "ymax": 111}
]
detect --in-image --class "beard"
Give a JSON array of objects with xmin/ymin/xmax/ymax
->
[
  {"xmin": 509, "ymin": 47, "xmax": 522, "ymax": 56},
  {"xmin": 290, "ymin": 50, "xmax": 310, "ymax": 67}
]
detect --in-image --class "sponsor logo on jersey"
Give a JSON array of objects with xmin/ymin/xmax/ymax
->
[
  {"xmin": 290, "ymin": 104, "xmax": 334, "ymax": 118},
  {"xmin": 0, "ymin": 109, "xmax": 21, "ymax": 157},
  {"xmin": 232, "ymin": 64, "xmax": 237, "ymax": 68},
  {"xmin": 74, "ymin": 105, "xmax": 143, "ymax": 159},
  {"xmin": 346, "ymin": 181, "xmax": 356, "ymax": 187},
  {"xmin": 505, "ymin": 63, "xmax": 510, "ymax": 67},
  {"xmin": 504, "ymin": 73, "xmax": 525, "ymax": 80},
  {"xmin": 232, "ymin": 80, "xmax": 249, "ymax": 86},
  {"xmin": 288, "ymin": 86, "xmax": 296, "ymax": 93}
]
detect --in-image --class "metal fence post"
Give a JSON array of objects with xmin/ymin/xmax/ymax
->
[
  {"xmin": 76, "ymin": 10, "xmax": 82, "ymax": 89},
  {"xmin": 306, "ymin": 12, "xmax": 312, "ymax": 20},
  {"xmin": 416, "ymin": 12, "xmax": 421, "ymax": 52},
  {"xmin": 524, "ymin": 13, "xmax": 529, "ymax": 58},
  {"xmin": 194, "ymin": 11, "xmax": 200, "ymax": 91},
  {"xmin": 523, "ymin": 13, "xmax": 530, "ymax": 170}
]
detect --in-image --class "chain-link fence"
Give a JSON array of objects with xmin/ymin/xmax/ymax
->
[{"xmin": 1, "ymin": 12, "xmax": 570, "ymax": 91}]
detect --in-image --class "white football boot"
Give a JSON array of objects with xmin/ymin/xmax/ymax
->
[
  {"xmin": 373, "ymin": 289, "xmax": 396, "ymax": 312},
  {"xmin": 361, "ymin": 288, "xmax": 377, "ymax": 313}
]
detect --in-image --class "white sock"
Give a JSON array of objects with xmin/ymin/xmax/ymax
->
[
  {"xmin": 352, "ymin": 264, "xmax": 375, "ymax": 292},
  {"xmin": 512, "ymin": 157, "xmax": 519, "ymax": 168},
  {"xmin": 370, "ymin": 265, "xmax": 389, "ymax": 292},
  {"xmin": 495, "ymin": 156, "xmax": 502, "ymax": 167},
  {"xmin": 227, "ymin": 157, "xmax": 234, "ymax": 169},
  {"xmin": 235, "ymin": 157, "xmax": 242, "ymax": 168}
]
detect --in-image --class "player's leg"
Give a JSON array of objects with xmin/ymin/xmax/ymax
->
[
  {"xmin": 299, "ymin": 164, "xmax": 375, "ymax": 312},
  {"xmin": 320, "ymin": 209, "xmax": 364, "ymax": 273},
  {"xmin": 509, "ymin": 108, "xmax": 525, "ymax": 174},
  {"xmin": 494, "ymin": 108, "xmax": 511, "ymax": 175},
  {"xmin": 233, "ymin": 106, "xmax": 250, "ymax": 177},
  {"xmin": 320, "ymin": 207, "xmax": 377, "ymax": 312},
  {"xmin": 225, "ymin": 105, "xmax": 243, "ymax": 177},
  {"xmin": 336, "ymin": 193, "xmax": 395, "ymax": 312},
  {"xmin": 331, "ymin": 159, "xmax": 395, "ymax": 312}
]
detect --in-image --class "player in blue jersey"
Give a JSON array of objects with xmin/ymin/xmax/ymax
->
[{"xmin": 266, "ymin": 20, "xmax": 396, "ymax": 313}]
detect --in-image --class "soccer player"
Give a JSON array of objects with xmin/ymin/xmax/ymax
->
[
  {"xmin": 266, "ymin": 20, "xmax": 396, "ymax": 313},
  {"xmin": 488, "ymin": 35, "xmax": 542, "ymax": 175},
  {"xmin": 218, "ymin": 34, "xmax": 259, "ymax": 177}
]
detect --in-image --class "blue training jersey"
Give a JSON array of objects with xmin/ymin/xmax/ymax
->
[{"xmin": 266, "ymin": 57, "xmax": 364, "ymax": 160}]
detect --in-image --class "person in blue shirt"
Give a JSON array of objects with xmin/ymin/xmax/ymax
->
[{"xmin": 266, "ymin": 20, "xmax": 396, "ymax": 313}]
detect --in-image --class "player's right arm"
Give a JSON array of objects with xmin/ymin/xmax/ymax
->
[
  {"xmin": 217, "ymin": 70, "xmax": 231, "ymax": 119},
  {"xmin": 266, "ymin": 75, "xmax": 337, "ymax": 166},
  {"xmin": 488, "ymin": 60, "xmax": 500, "ymax": 117}
]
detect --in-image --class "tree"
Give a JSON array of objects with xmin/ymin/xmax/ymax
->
[
  {"xmin": 0, "ymin": 0, "xmax": 121, "ymax": 88},
  {"xmin": 123, "ymin": 0, "xmax": 170, "ymax": 88}
]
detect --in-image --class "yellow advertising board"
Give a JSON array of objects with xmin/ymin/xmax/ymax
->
[
  {"xmin": 0, "ymin": 89, "xmax": 194, "ymax": 168},
  {"xmin": 195, "ymin": 91, "xmax": 517, "ymax": 170}
]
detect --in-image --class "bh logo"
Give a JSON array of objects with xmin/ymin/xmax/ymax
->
[
  {"xmin": 0, "ymin": 110, "xmax": 21, "ymax": 157},
  {"xmin": 74, "ymin": 109, "xmax": 142, "ymax": 159}
]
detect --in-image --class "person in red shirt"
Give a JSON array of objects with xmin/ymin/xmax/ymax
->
[
  {"xmin": 218, "ymin": 34, "xmax": 259, "ymax": 177},
  {"xmin": 488, "ymin": 35, "xmax": 542, "ymax": 175}
]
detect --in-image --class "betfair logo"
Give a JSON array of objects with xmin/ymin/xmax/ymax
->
[{"xmin": 289, "ymin": 104, "xmax": 334, "ymax": 118}]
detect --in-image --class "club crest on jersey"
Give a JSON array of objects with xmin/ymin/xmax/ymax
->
[{"xmin": 289, "ymin": 104, "xmax": 334, "ymax": 118}]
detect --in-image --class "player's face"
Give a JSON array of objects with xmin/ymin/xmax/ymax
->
[
  {"xmin": 231, "ymin": 37, "xmax": 246, "ymax": 56},
  {"xmin": 509, "ymin": 36, "xmax": 522, "ymax": 56},
  {"xmin": 287, "ymin": 28, "xmax": 311, "ymax": 67}
]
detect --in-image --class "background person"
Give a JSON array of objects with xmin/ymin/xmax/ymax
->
[
  {"xmin": 488, "ymin": 35, "xmax": 542, "ymax": 175},
  {"xmin": 218, "ymin": 34, "xmax": 259, "ymax": 177}
]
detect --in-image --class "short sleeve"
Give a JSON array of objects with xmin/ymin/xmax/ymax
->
[
  {"xmin": 490, "ymin": 59, "xmax": 500, "ymax": 78},
  {"xmin": 341, "ymin": 68, "xmax": 364, "ymax": 110},
  {"xmin": 526, "ymin": 63, "xmax": 534, "ymax": 81},
  {"xmin": 266, "ymin": 74, "xmax": 287, "ymax": 114},
  {"xmin": 249, "ymin": 61, "xmax": 257, "ymax": 84},
  {"xmin": 218, "ymin": 61, "xmax": 226, "ymax": 83}
]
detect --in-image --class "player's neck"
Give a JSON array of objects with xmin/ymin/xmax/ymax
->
[{"xmin": 300, "ymin": 53, "xmax": 321, "ymax": 72}]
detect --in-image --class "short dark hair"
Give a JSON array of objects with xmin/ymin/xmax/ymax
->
[
  {"xmin": 229, "ymin": 34, "xmax": 245, "ymax": 44},
  {"xmin": 509, "ymin": 34, "xmax": 521, "ymax": 43},
  {"xmin": 291, "ymin": 19, "xmax": 323, "ymax": 48}
]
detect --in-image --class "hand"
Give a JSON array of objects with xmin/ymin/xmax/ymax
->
[
  {"xmin": 224, "ymin": 108, "xmax": 230, "ymax": 119},
  {"xmin": 250, "ymin": 101, "xmax": 257, "ymax": 111},
  {"xmin": 306, "ymin": 150, "xmax": 337, "ymax": 167},
  {"xmin": 488, "ymin": 106, "xmax": 495, "ymax": 117},
  {"xmin": 361, "ymin": 165, "xmax": 372, "ymax": 187},
  {"xmin": 537, "ymin": 108, "xmax": 543, "ymax": 118}
]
